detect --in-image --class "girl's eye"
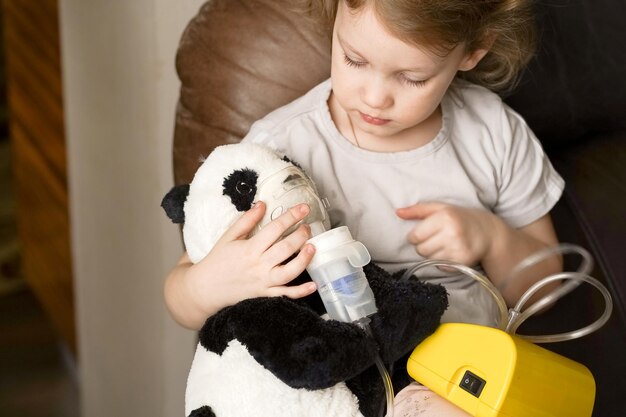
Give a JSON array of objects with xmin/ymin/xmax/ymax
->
[
  {"xmin": 400, "ymin": 75, "xmax": 427, "ymax": 88},
  {"xmin": 343, "ymin": 54, "xmax": 366, "ymax": 68}
]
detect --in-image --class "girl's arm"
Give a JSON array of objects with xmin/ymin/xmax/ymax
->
[{"xmin": 480, "ymin": 213, "xmax": 562, "ymax": 306}]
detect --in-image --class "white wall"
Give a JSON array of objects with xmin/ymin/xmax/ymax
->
[{"xmin": 59, "ymin": 1, "xmax": 205, "ymax": 416}]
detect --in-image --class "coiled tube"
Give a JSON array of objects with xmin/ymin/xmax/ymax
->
[
  {"xmin": 498, "ymin": 243, "xmax": 593, "ymax": 303},
  {"xmin": 401, "ymin": 260, "xmax": 509, "ymax": 330},
  {"xmin": 401, "ymin": 244, "xmax": 613, "ymax": 343},
  {"xmin": 506, "ymin": 271, "xmax": 613, "ymax": 342},
  {"xmin": 500, "ymin": 244, "xmax": 613, "ymax": 342}
]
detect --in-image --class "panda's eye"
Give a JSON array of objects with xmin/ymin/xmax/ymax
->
[
  {"xmin": 223, "ymin": 168, "xmax": 258, "ymax": 212},
  {"xmin": 236, "ymin": 181, "xmax": 253, "ymax": 195}
]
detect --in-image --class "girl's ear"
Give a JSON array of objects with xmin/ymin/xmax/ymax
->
[
  {"xmin": 458, "ymin": 34, "xmax": 496, "ymax": 72},
  {"xmin": 458, "ymin": 48, "xmax": 489, "ymax": 72}
]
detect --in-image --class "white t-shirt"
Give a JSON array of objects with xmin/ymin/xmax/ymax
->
[{"xmin": 243, "ymin": 79, "xmax": 564, "ymax": 327}]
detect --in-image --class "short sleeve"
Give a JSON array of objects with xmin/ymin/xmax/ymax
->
[{"xmin": 494, "ymin": 107, "xmax": 565, "ymax": 228}]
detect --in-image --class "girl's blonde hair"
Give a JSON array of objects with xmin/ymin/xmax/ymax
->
[{"xmin": 306, "ymin": 0, "xmax": 537, "ymax": 93}]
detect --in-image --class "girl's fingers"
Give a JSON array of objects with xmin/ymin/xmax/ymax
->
[
  {"xmin": 416, "ymin": 241, "xmax": 437, "ymax": 258},
  {"xmin": 268, "ymin": 243, "xmax": 316, "ymax": 287},
  {"xmin": 267, "ymin": 279, "xmax": 317, "ymax": 300},
  {"xmin": 407, "ymin": 221, "xmax": 439, "ymax": 246},
  {"xmin": 251, "ymin": 204, "xmax": 310, "ymax": 252},
  {"xmin": 262, "ymin": 223, "xmax": 312, "ymax": 267},
  {"xmin": 408, "ymin": 216, "xmax": 439, "ymax": 245},
  {"xmin": 415, "ymin": 232, "xmax": 446, "ymax": 258},
  {"xmin": 396, "ymin": 202, "xmax": 447, "ymax": 220},
  {"xmin": 219, "ymin": 201, "xmax": 266, "ymax": 242}
]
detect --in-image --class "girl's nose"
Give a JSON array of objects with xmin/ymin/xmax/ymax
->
[{"xmin": 360, "ymin": 78, "xmax": 393, "ymax": 110}]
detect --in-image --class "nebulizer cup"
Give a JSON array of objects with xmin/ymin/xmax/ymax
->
[{"xmin": 306, "ymin": 226, "xmax": 378, "ymax": 323}]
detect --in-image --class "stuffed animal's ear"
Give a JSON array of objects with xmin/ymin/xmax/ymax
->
[{"xmin": 161, "ymin": 184, "xmax": 190, "ymax": 224}]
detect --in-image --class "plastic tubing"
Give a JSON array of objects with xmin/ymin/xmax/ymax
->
[
  {"xmin": 356, "ymin": 318, "xmax": 395, "ymax": 417},
  {"xmin": 373, "ymin": 354, "xmax": 395, "ymax": 417},
  {"xmin": 506, "ymin": 271, "xmax": 613, "ymax": 342},
  {"xmin": 401, "ymin": 244, "xmax": 613, "ymax": 344},
  {"xmin": 401, "ymin": 260, "xmax": 509, "ymax": 330},
  {"xmin": 498, "ymin": 243, "xmax": 594, "ymax": 296},
  {"xmin": 500, "ymin": 243, "xmax": 613, "ymax": 342}
]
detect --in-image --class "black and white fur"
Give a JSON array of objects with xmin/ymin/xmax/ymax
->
[{"xmin": 162, "ymin": 143, "xmax": 448, "ymax": 417}]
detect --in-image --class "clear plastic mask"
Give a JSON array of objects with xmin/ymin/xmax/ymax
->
[{"xmin": 251, "ymin": 166, "xmax": 330, "ymax": 237}]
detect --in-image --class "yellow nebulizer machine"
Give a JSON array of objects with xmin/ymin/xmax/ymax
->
[
  {"xmin": 404, "ymin": 245, "xmax": 613, "ymax": 417},
  {"xmin": 407, "ymin": 323, "xmax": 595, "ymax": 417}
]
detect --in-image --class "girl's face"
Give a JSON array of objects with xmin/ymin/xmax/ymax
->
[{"xmin": 329, "ymin": 2, "xmax": 484, "ymax": 151}]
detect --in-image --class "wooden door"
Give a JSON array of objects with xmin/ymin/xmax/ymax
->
[{"xmin": 2, "ymin": 0, "xmax": 75, "ymax": 354}]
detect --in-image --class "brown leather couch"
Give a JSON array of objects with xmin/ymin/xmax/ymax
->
[{"xmin": 171, "ymin": 1, "xmax": 626, "ymax": 415}]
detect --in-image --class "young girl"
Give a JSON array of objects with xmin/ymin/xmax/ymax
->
[{"xmin": 165, "ymin": 0, "xmax": 564, "ymax": 414}]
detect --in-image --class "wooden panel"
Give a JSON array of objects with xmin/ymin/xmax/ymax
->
[{"xmin": 2, "ymin": 0, "xmax": 74, "ymax": 354}]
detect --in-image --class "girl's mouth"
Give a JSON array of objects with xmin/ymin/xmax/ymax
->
[{"xmin": 360, "ymin": 112, "xmax": 391, "ymax": 126}]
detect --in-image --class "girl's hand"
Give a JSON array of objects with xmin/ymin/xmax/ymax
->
[
  {"xmin": 396, "ymin": 202, "xmax": 497, "ymax": 267},
  {"xmin": 396, "ymin": 203, "xmax": 563, "ymax": 308},
  {"xmin": 181, "ymin": 202, "xmax": 317, "ymax": 326}
]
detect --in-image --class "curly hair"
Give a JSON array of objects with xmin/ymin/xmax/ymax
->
[{"xmin": 304, "ymin": 0, "xmax": 537, "ymax": 93}]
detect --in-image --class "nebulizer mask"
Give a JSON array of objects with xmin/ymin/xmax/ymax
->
[
  {"xmin": 404, "ymin": 245, "xmax": 613, "ymax": 417},
  {"xmin": 253, "ymin": 166, "xmax": 330, "ymax": 237}
]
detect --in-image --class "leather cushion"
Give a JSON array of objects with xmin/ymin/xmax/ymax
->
[{"xmin": 173, "ymin": 0, "xmax": 331, "ymax": 184}]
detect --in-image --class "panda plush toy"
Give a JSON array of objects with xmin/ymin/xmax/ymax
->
[{"xmin": 161, "ymin": 143, "xmax": 448, "ymax": 417}]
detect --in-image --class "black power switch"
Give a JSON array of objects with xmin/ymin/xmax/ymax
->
[{"xmin": 459, "ymin": 370, "xmax": 486, "ymax": 397}]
